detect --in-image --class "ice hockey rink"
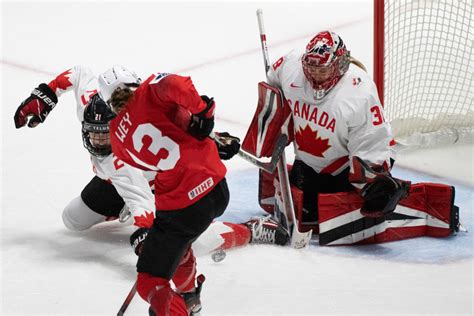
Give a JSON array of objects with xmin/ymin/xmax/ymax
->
[{"xmin": 1, "ymin": 1, "xmax": 473, "ymax": 315}]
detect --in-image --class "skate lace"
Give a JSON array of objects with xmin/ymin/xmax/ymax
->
[{"xmin": 252, "ymin": 216, "xmax": 276, "ymax": 244}]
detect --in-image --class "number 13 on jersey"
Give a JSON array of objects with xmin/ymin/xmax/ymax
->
[{"xmin": 127, "ymin": 123, "xmax": 181, "ymax": 171}]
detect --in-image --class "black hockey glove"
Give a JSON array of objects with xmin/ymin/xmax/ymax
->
[
  {"xmin": 360, "ymin": 175, "xmax": 410, "ymax": 218},
  {"xmin": 130, "ymin": 227, "xmax": 149, "ymax": 256},
  {"xmin": 214, "ymin": 132, "xmax": 240, "ymax": 160},
  {"xmin": 189, "ymin": 95, "xmax": 215, "ymax": 139},
  {"xmin": 349, "ymin": 157, "xmax": 410, "ymax": 218},
  {"xmin": 14, "ymin": 83, "xmax": 58, "ymax": 128}
]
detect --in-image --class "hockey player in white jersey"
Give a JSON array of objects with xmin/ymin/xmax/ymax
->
[
  {"xmin": 14, "ymin": 67, "xmax": 158, "ymax": 230},
  {"xmin": 244, "ymin": 30, "xmax": 458, "ymax": 245},
  {"xmin": 13, "ymin": 66, "xmax": 289, "ymax": 250},
  {"xmin": 265, "ymin": 31, "xmax": 404, "ymax": 223}
]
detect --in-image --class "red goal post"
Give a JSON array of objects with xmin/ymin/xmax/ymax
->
[{"xmin": 373, "ymin": 0, "xmax": 473, "ymax": 146}]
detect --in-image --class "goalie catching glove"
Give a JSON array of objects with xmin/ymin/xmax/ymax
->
[
  {"xmin": 189, "ymin": 95, "xmax": 215, "ymax": 139},
  {"xmin": 214, "ymin": 132, "xmax": 241, "ymax": 160},
  {"xmin": 14, "ymin": 83, "xmax": 58, "ymax": 128},
  {"xmin": 349, "ymin": 157, "xmax": 410, "ymax": 218}
]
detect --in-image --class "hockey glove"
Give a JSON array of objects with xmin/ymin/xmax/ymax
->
[
  {"xmin": 189, "ymin": 95, "xmax": 215, "ymax": 139},
  {"xmin": 349, "ymin": 157, "xmax": 410, "ymax": 218},
  {"xmin": 214, "ymin": 132, "xmax": 240, "ymax": 160},
  {"xmin": 130, "ymin": 227, "xmax": 149, "ymax": 256},
  {"xmin": 360, "ymin": 175, "xmax": 410, "ymax": 217},
  {"xmin": 14, "ymin": 83, "xmax": 58, "ymax": 128}
]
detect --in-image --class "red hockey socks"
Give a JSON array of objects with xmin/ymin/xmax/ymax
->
[
  {"xmin": 172, "ymin": 248, "xmax": 197, "ymax": 293},
  {"xmin": 221, "ymin": 222, "xmax": 252, "ymax": 249},
  {"xmin": 136, "ymin": 272, "xmax": 187, "ymax": 316}
]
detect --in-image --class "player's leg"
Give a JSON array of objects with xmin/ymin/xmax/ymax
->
[
  {"xmin": 191, "ymin": 221, "xmax": 251, "ymax": 256},
  {"xmin": 62, "ymin": 176, "xmax": 125, "ymax": 231},
  {"xmin": 62, "ymin": 196, "xmax": 106, "ymax": 231},
  {"xmin": 192, "ymin": 218, "xmax": 289, "ymax": 255},
  {"xmin": 136, "ymin": 179, "xmax": 229, "ymax": 315}
]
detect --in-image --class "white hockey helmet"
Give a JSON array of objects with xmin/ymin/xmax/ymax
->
[{"xmin": 98, "ymin": 65, "xmax": 141, "ymax": 102}]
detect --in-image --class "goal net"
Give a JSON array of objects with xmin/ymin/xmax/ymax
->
[{"xmin": 374, "ymin": 0, "xmax": 473, "ymax": 147}]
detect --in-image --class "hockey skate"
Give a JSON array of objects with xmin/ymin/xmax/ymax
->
[
  {"xmin": 246, "ymin": 215, "xmax": 290, "ymax": 246},
  {"xmin": 147, "ymin": 275, "xmax": 205, "ymax": 316},
  {"xmin": 181, "ymin": 274, "xmax": 205, "ymax": 315}
]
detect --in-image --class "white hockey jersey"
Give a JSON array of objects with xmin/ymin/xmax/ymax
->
[
  {"xmin": 267, "ymin": 50, "xmax": 395, "ymax": 176},
  {"xmin": 48, "ymin": 66, "xmax": 155, "ymax": 227}
]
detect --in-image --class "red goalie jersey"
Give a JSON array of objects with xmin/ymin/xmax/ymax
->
[{"xmin": 109, "ymin": 73, "xmax": 227, "ymax": 210}]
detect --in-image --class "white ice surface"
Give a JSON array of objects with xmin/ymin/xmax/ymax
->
[{"xmin": 1, "ymin": 2, "xmax": 473, "ymax": 315}]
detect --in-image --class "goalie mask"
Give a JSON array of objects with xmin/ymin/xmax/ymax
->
[
  {"xmin": 82, "ymin": 94, "xmax": 116, "ymax": 158},
  {"xmin": 302, "ymin": 31, "xmax": 350, "ymax": 100}
]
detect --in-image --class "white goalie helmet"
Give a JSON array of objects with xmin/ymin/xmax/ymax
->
[{"xmin": 98, "ymin": 65, "xmax": 141, "ymax": 103}]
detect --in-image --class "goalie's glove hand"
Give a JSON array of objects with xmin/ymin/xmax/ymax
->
[
  {"xmin": 130, "ymin": 227, "xmax": 149, "ymax": 256},
  {"xmin": 360, "ymin": 175, "xmax": 410, "ymax": 218},
  {"xmin": 189, "ymin": 95, "xmax": 215, "ymax": 140},
  {"xmin": 14, "ymin": 83, "xmax": 58, "ymax": 128},
  {"xmin": 215, "ymin": 132, "xmax": 240, "ymax": 160}
]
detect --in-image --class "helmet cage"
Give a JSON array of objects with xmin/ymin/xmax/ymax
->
[
  {"xmin": 81, "ymin": 93, "xmax": 116, "ymax": 158},
  {"xmin": 82, "ymin": 121, "xmax": 112, "ymax": 158},
  {"xmin": 302, "ymin": 31, "xmax": 350, "ymax": 99}
]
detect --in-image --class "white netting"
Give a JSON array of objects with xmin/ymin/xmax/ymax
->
[{"xmin": 383, "ymin": 0, "xmax": 473, "ymax": 146}]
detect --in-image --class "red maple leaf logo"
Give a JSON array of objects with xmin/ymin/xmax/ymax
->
[
  {"xmin": 49, "ymin": 69, "xmax": 73, "ymax": 92},
  {"xmin": 295, "ymin": 125, "xmax": 331, "ymax": 157},
  {"xmin": 134, "ymin": 211, "xmax": 155, "ymax": 228}
]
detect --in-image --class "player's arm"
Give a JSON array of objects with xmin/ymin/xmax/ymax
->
[
  {"xmin": 347, "ymin": 96, "xmax": 409, "ymax": 217},
  {"xmin": 98, "ymin": 155, "xmax": 156, "ymax": 228},
  {"xmin": 156, "ymin": 74, "xmax": 215, "ymax": 139},
  {"xmin": 14, "ymin": 66, "xmax": 96, "ymax": 128},
  {"xmin": 266, "ymin": 56, "xmax": 285, "ymax": 88},
  {"xmin": 94, "ymin": 154, "xmax": 156, "ymax": 256},
  {"xmin": 266, "ymin": 51, "xmax": 297, "ymax": 88}
]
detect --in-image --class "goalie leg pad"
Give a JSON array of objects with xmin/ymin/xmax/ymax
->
[
  {"xmin": 318, "ymin": 183, "xmax": 458, "ymax": 245},
  {"xmin": 258, "ymin": 168, "xmax": 277, "ymax": 214}
]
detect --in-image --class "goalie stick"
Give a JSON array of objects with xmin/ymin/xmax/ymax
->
[
  {"xmin": 210, "ymin": 131, "xmax": 288, "ymax": 174},
  {"xmin": 256, "ymin": 9, "xmax": 312, "ymax": 249}
]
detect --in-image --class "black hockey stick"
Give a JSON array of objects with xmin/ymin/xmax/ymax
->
[
  {"xmin": 117, "ymin": 280, "xmax": 137, "ymax": 316},
  {"xmin": 210, "ymin": 131, "xmax": 288, "ymax": 174}
]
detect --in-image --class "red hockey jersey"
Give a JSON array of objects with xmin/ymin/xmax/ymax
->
[{"xmin": 109, "ymin": 73, "xmax": 226, "ymax": 210}]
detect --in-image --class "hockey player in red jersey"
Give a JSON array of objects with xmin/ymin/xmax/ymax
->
[
  {"xmin": 97, "ymin": 65, "xmax": 288, "ymax": 315},
  {"xmin": 243, "ymin": 31, "xmax": 459, "ymax": 245}
]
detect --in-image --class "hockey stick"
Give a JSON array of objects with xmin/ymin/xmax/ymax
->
[
  {"xmin": 117, "ymin": 280, "xmax": 137, "ymax": 316},
  {"xmin": 256, "ymin": 9, "xmax": 312, "ymax": 249},
  {"xmin": 210, "ymin": 131, "xmax": 288, "ymax": 174}
]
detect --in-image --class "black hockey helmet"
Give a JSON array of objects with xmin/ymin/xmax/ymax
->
[{"xmin": 82, "ymin": 93, "xmax": 116, "ymax": 158}]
